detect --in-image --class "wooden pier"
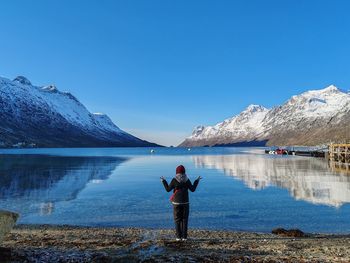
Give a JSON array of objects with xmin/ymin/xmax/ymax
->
[{"xmin": 329, "ymin": 144, "xmax": 350, "ymax": 163}]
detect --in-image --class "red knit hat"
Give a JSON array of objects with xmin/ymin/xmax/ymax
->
[{"xmin": 176, "ymin": 165, "xmax": 186, "ymax": 174}]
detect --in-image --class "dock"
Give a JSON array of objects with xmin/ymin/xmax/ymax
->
[
  {"xmin": 265, "ymin": 144, "xmax": 350, "ymax": 174},
  {"xmin": 326, "ymin": 144, "xmax": 350, "ymax": 174},
  {"xmin": 265, "ymin": 144, "xmax": 350, "ymax": 160},
  {"xmin": 264, "ymin": 147, "xmax": 326, "ymax": 158},
  {"xmin": 329, "ymin": 144, "xmax": 350, "ymax": 163}
]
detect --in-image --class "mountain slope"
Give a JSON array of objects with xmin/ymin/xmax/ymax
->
[
  {"xmin": 260, "ymin": 85, "xmax": 350, "ymax": 146},
  {"xmin": 0, "ymin": 76, "xmax": 159, "ymax": 147},
  {"xmin": 180, "ymin": 85, "xmax": 350, "ymax": 147},
  {"xmin": 180, "ymin": 105, "xmax": 269, "ymax": 147}
]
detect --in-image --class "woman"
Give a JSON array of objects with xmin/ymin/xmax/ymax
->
[{"xmin": 161, "ymin": 165, "xmax": 202, "ymax": 241}]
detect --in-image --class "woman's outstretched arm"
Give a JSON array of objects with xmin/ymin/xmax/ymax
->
[
  {"xmin": 161, "ymin": 177, "xmax": 175, "ymax": 192},
  {"xmin": 187, "ymin": 176, "xmax": 202, "ymax": 192}
]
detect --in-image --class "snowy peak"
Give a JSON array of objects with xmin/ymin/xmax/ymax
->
[
  {"xmin": 191, "ymin": 125, "xmax": 205, "ymax": 137},
  {"xmin": 322, "ymin": 84, "xmax": 339, "ymax": 92},
  {"xmin": 226, "ymin": 104, "xmax": 269, "ymax": 125},
  {"xmin": 244, "ymin": 104, "xmax": 268, "ymax": 113},
  {"xmin": 296, "ymin": 85, "xmax": 343, "ymax": 100},
  {"xmin": 224, "ymin": 104, "xmax": 268, "ymax": 122},
  {"xmin": 231, "ymin": 104, "xmax": 269, "ymax": 124}
]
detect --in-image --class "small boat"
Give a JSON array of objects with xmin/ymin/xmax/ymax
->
[
  {"xmin": 275, "ymin": 148, "xmax": 288, "ymax": 155},
  {"xmin": 187, "ymin": 148, "xmax": 191, "ymax": 151},
  {"xmin": 150, "ymin": 149, "xmax": 155, "ymax": 153}
]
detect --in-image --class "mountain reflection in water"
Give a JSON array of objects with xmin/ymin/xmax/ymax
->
[
  {"xmin": 0, "ymin": 155, "xmax": 126, "ymax": 215},
  {"xmin": 193, "ymin": 154, "xmax": 350, "ymax": 207}
]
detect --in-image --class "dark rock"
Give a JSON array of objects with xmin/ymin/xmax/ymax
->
[
  {"xmin": 272, "ymin": 228, "xmax": 306, "ymax": 237},
  {"xmin": 13, "ymin": 76, "xmax": 32, "ymax": 86},
  {"xmin": 0, "ymin": 247, "xmax": 12, "ymax": 261}
]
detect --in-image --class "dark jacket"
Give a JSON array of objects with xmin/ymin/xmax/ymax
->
[{"xmin": 162, "ymin": 178, "xmax": 199, "ymax": 204}]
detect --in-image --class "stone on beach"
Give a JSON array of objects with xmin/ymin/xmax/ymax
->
[
  {"xmin": 272, "ymin": 228, "xmax": 306, "ymax": 237},
  {"xmin": 0, "ymin": 210, "xmax": 19, "ymax": 243}
]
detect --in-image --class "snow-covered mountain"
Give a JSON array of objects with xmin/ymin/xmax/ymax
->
[
  {"xmin": 0, "ymin": 75, "xmax": 159, "ymax": 147},
  {"xmin": 181, "ymin": 104, "xmax": 269, "ymax": 147},
  {"xmin": 180, "ymin": 85, "xmax": 350, "ymax": 147}
]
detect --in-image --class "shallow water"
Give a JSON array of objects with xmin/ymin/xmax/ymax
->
[{"xmin": 0, "ymin": 147, "xmax": 349, "ymax": 233}]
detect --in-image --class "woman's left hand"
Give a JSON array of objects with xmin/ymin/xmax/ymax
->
[{"xmin": 196, "ymin": 176, "xmax": 202, "ymax": 181}]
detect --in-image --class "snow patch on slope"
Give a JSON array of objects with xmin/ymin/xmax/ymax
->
[{"xmin": 93, "ymin": 113, "xmax": 122, "ymax": 133}]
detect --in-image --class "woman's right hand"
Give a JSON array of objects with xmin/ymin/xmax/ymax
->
[
  {"xmin": 196, "ymin": 176, "xmax": 202, "ymax": 181},
  {"xmin": 160, "ymin": 176, "xmax": 165, "ymax": 182}
]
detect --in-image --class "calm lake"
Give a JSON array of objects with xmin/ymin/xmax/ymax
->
[{"xmin": 0, "ymin": 147, "xmax": 350, "ymax": 233}]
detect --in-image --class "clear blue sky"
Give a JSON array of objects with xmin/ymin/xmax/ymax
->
[{"xmin": 1, "ymin": 0, "xmax": 350, "ymax": 146}]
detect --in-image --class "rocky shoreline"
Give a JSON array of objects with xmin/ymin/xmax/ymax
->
[{"xmin": 1, "ymin": 225, "xmax": 350, "ymax": 262}]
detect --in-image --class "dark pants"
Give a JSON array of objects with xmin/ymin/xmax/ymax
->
[{"xmin": 173, "ymin": 204, "xmax": 189, "ymax": 239}]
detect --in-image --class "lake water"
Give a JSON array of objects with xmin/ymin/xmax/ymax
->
[{"xmin": 1, "ymin": 147, "xmax": 350, "ymax": 233}]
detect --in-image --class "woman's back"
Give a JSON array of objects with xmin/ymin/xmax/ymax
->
[{"xmin": 164, "ymin": 178, "xmax": 199, "ymax": 204}]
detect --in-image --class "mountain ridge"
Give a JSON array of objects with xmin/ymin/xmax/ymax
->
[
  {"xmin": 180, "ymin": 85, "xmax": 350, "ymax": 147},
  {"xmin": 0, "ymin": 75, "xmax": 160, "ymax": 148}
]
